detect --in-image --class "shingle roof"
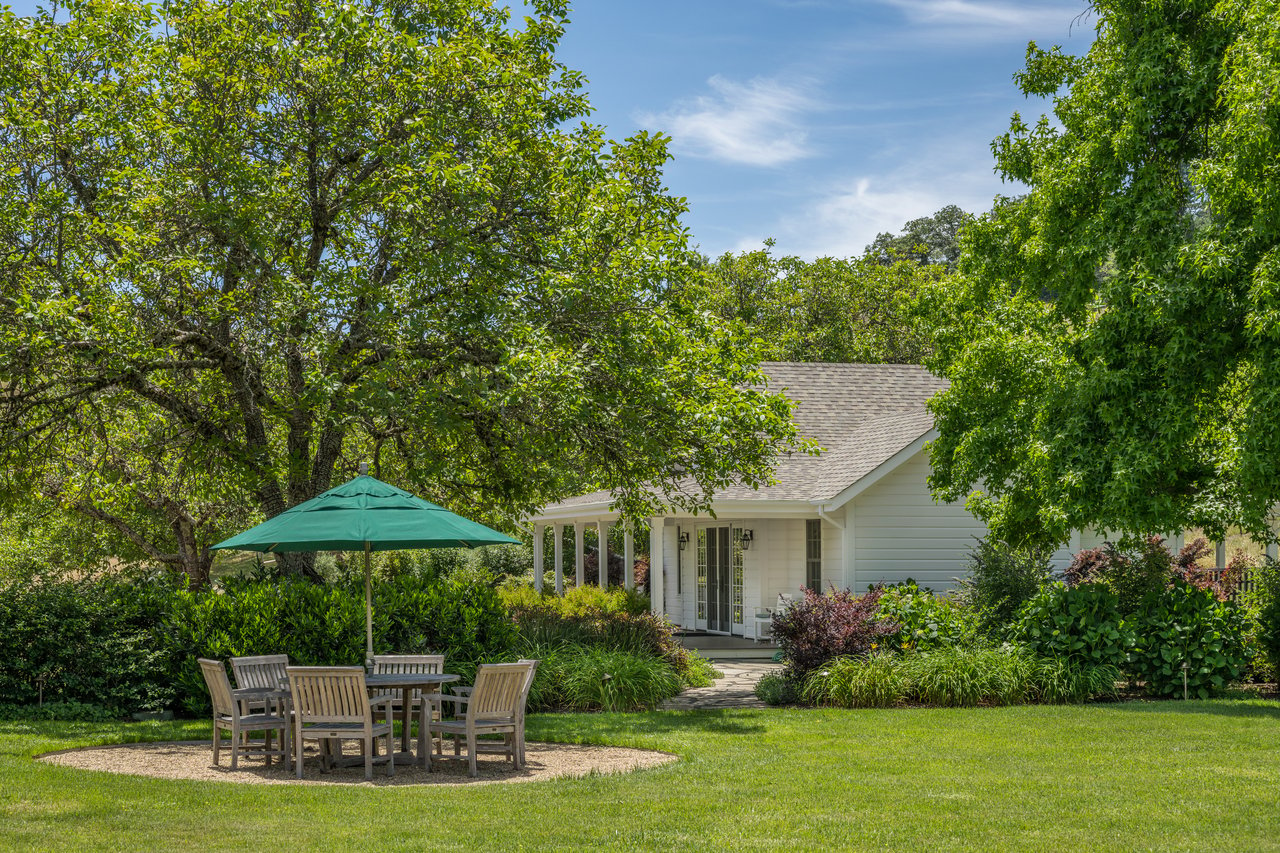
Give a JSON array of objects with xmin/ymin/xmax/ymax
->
[{"xmin": 537, "ymin": 362, "xmax": 946, "ymax": 514}]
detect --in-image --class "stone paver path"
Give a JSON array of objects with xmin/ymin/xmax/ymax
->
[{"xmin": 660, "ymin": 662, "xmax": 783, "ymax": 710}]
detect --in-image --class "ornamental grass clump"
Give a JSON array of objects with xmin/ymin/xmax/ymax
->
[{"xmin": 801, "ymin": 647, "xmax": 1121, "ymax": 708}]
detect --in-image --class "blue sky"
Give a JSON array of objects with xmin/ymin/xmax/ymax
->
[
  {"xmin": 548, "ymin": 0, "xmax": 1096, "ymax": 259},
  {"xmin": 9, "ymin": 0, "xmax": 1096, "ymax": 260}
]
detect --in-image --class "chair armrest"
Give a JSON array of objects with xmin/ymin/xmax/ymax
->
[
  {"xmin": 451, "ymin": 686, "xmax": 473, "ymax": 697},
  {"xmin": 232, "ymin": 687, "xmax": 283, "ymax": 700},
  {"xmin": 367, "ymin": 693, "xmax": 399, "ymax": 708},
  {"xmin": 426, "ymin": 693, "xmax": 469, "ymax": 708}
]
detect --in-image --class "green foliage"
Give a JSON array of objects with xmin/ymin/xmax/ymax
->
[
  {"xmin": 877, "ymin": 581, "xmax": 980, "ymax": 651},
  {"xmin": 0, "ymin": 0, "xmax": 798, "ymax": 585},
  {"xmin": 753, "ymin": 671, "xmax": 799, "ymax": 706},
  {"xmin": 926, "ymin": 2, "xmax": 1280, "ymax": 548},
  {"xmin": 1064, "ymin": 536, "xmax": 1181, "ymax": 615},
  {"xmin": 1248, "ymin": 558, "xmax": 1280, "ymax": 679},
  {"xmin": 865, "ymin": 204, "xmax": 975, "ymax": 270},
  {"xmin": 0, "ymin": 701, "xmax": 118, "ymax": 722},
  {"xmin": 954, "ymin": 538, "xmax": 1053, "ymax": 633},
  {"xmin": 1012, "ymin": 582, "xmax": 1134, "ymax": 670},
  {"xmin": 1129, "ymin": 579, "xmax": 1248, "ymax": 699},
  {"xmin": 519, "ymin": 643, "xmax": 683, "ymax": 712},
  {"xmin": 802, "ymin": 648, "xmax": 1120, "ymax": 708},
  {"xmin": 0, "ymin": 567, "xmax": 183, "ymax": 715},
  {"xmin": 501, "ymin": 584, "xmax": 649, "ymax": 617},
  {"xmin": 692, "ymin": 244, "xmax": 945, "ymax": 365},
  {"xmin": 680, "ymin": 654, "xmax": 721, "ymax": 689}
]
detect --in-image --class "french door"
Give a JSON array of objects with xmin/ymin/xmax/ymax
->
[{"xmin": 696, "ymin": 525, "xmax": 744, "ymax": 633}]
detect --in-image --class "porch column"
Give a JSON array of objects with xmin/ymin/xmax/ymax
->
[
  {"xmin": 598, "ymin": 519, "xmax": 610, "ymax": 588},
  {"xmin": 1268, "ymin": 542, "xmax": 1278, "ymax": 562},
  {"xmin": 623, "ymin": 528, "xmax": 635, "ymax": 591},
  {"xmin": 553, "ymin": 523, "xmax": 564, "ymax": 596},
  {"xmin": 649, "ymin": 518, "xmax": 664, "ymax": 618},
  {"xmin": 574, "ymin": 522, "xmax": 585, "ymax": 588},
  {"xmin": 532, "ymin": 524, "xmax": 544, "ymax": 593},
  {"xmin": 1215, "ymin": 541, "xmax": 1227, "ymax": 570}
]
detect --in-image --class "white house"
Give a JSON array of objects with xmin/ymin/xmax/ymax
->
[{"xmin": 528, "ymin": 362, "xmax": 1105, "ymax": 639}]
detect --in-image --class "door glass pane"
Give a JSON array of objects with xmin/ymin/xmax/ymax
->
[
  {"xmin": 731, "ymin": 527, "xmax": 744, "ymax": 625},
  {"xmin": 696, "ymin": 528, "xmax": 707, "ymax": 621},
  {"xmin": 717, "ymin": 526, "xmax": 730, "ymax": 629}
]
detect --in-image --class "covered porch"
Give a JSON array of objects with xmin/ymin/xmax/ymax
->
[{"xmin": 530, "ymin": 497, "xmax": 845, "ymax": 639}]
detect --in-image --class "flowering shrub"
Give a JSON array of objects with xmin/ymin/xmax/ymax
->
[{"xmin": 772, "ymin": 586, "xmax": 899, "ymax": 678}]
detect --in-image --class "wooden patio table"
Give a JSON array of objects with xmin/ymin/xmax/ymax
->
[{"xmin": 363, "ymin": 672, "xmax": 460, "ymax": 755}]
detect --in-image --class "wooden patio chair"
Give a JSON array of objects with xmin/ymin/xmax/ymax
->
[
  {"xmin": 446, "ymin": 658, "xmax": 540, "ymax": 766},
  {"xmin": 370, "ymin": 653, "xmax": 444, "ymax": 715},
  {"xmin": 419, "ymin": 661, "xmax": 532, "ymax": 777},
  {"xmin": 287, "ymin": 666, "xmax": 396, "ymax": 781},
  {"xmin": 230, "ymin": 654, "xmax": 290, "ymax": 717},
  {"xmin": 198, "ymin": 658, "xmax": 290, "ymax": 771}
]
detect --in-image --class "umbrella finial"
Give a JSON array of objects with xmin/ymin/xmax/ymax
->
[{"xmin": 358, "ymin": 462, "xmax": 369, "ymax": 476}]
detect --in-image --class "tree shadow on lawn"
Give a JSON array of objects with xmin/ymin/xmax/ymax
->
[{"xmin": 1099, "ymin": 698, "xmax": 1280, "ymax": 720}]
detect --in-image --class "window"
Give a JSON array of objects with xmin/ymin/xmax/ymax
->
[{"xmin": 805, "ymin": 519, "xmax": 822, "ymax": 591}]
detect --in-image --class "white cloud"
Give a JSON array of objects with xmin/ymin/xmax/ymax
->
[
  {"xmin": 641, "ymin": 75, "xmax": 818, "ymax": 167},
  {"xmin": 879, "ymin": 0, "xmax": 1088, "ymax": 37},
  {"xmin": 747, "ymin": 159, "xmax": 1007, "ymax": 260}
]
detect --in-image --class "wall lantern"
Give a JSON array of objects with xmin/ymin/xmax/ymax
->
[
  {"xmin": 741, "ymin": 529, "xmax": 755, "ymax": 550},
  {"xmin": 677, "ymin": 530, "xmax": 690, "ymax": 550}
]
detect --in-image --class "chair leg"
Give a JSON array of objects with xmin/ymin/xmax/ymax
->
[
  {"xmin": 467, "ymin": 729, "xmax": 478, "ymax": 778},
  {"xmin": 364, "ymin": 736, "xmax": 373, "ymax": 782},
  {"xmin": 295, "ymin": 730, "xmax": 305, "ymax": 780},
  {"xmin": 230, "ymin": 721, "xmax": 240, "ymax": 770},
  {"xmin": 211, "ymin": 718, "xmax": 220, "ymax": 767},
  {"xmin": 386, "ymin": 731, "xmax": 395, "ymax": 777}
]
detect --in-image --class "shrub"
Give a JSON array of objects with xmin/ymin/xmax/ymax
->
[
  {"xmin": 1249, "ymin": 558, "xmax": 1280, "ymax": 679},
  {"xmin": 503, "ymin": 586, "xmax": 692, "ymax": 677},
  {"xmin": 519, "ymin": 642, "xmax": 683, "ymax": 712},
  {"xmin": 0, "ymin": 566, "xmax": 182, "ymax": 716},
  {"xmin": 1011, "ymin": 582, "xmax": 1133, "ymax": 670},
  {"xmin": 754, "ymin": 671, "xmax": 799, "ymax": 706},
  {"xmin": 169, "ymin": 571, "xmax": 515, "ymax": 716},
  {"xmin": 802, "ymin": 647, "xmax": 1120, "ymax": 708},
  {"xmin": 1129, "ymin": 578, "xmax": 1248, "ymax": 698},
  {"xmin": 877, "ymin": 581, "xmax": 980, "ymax": 652},
  {"xmin": 681, "ymin": 653, "xmax": 721, "ymax": 689},
  {"xmin": 1066, "ymin": 536, "xmax": 1245, "ymax": 613},
  {"xmin": 955, "ymin": 538, "xmax": 1053, "ymax": 633},
  {"xmin": 772, "ymin": 586, "xmax": 899, "ymax": 678}
]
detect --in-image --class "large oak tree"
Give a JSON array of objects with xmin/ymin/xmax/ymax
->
[{"xmin": 0, "ymin": 0, "xmax": 797, "ymax": 585}]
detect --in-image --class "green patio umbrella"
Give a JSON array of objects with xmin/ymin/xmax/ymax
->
[{"xmin": 211, "ymin": 470, "xmax": 519, "ymax": 660}]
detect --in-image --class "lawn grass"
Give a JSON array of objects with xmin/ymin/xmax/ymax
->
[{"xmin": 2, "ymin": 701, "xmax": 1279, "ymax": 851}]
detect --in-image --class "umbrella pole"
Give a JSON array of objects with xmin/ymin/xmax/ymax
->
[{"xmin": 364, "ymin": 542, "xmax": 373, "ymax": 666}]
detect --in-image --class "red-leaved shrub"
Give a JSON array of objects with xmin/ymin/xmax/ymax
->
[{"xmin": 772, "ymin": 586, "xmax": 900, "ymax": 677}]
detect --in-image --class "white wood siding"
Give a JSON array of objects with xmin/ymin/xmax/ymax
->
[{"xmin": 851, "ymin": 451, "xmax": 1078, "ymax": 592}]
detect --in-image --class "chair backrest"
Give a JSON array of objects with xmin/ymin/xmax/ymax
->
[
  {"xmin": 469, "ymin": 662, "xmax": 532, "ymax": 723},
  {"xmin": 287, "ymin": 667, "xmax": 372, "ymax": 725},
  {"xmin": 199, "ymin": 658, "xmax": 235, "ymax": 719},
  {"xmin": 516, "ymin": 658, "xmax": 539, "ymax": 710},
  {"xmin": 232, "ymin": 654, "xmax": 290, "ymax": 691},
  {"xmin": 371, "ymin": 654, "xmax": 444, "ymax": 675}
]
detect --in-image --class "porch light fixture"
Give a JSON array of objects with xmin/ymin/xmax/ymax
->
[
  {"xmin": 678, "ymin": 530, "xmax": 690, "ymax": 550},
  {"xmin": 741, "ymin": 529, "xmax": 754, "ymax": 550}
]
